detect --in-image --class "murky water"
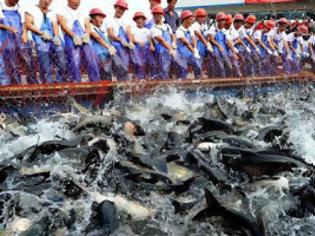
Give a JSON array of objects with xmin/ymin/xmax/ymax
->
[{"xmin": 1, "ymin": 86, "xmax": 315, "ymax": 235}]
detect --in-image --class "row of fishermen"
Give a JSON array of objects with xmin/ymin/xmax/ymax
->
[{"xmin": 0, "ymin": 0, "xmax": 315, "ymax": 85}]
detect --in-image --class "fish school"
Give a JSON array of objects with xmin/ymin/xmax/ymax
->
[{"xmin": 0, "ymin": 0, "xmax": 314, "ymax": 86}]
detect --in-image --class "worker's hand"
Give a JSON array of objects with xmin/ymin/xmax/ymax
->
[
  {"xmin": 53, "ymin": 36, "xmax": 62, "ymax": 46},
  {"xmin": 273, "ymin": 51, "xmax": 279, "ymax": 57},
  {"xmin": 121, "ymin": 40, "xmax": 129, "ymax": 47},
  {"xmin": 234, "ymin": 48, "xmax": 239, "ymax": 54},
  {"xmin": 169, "ymin": 48, "xmax": 176, "ymax": 57},
  {"xmin": 73, "ymin": 35, "xmax": 83, "ymax": 46},
  {"xmin": 128, "ymin": 42, "xmax": 135, "ymax": 50},
  {"xmin": 245, "ymin": 47, "xmax": 251, "ymax": 53},
  {"xmin": 41, "ymin": 31, "xmax": 51, "ymax": 41},
  {"xmin": 296, "ymin": 52, "xmax": 301, "ymax": 59},
  {"xmin": 108, "ymin": 46, "xmax": 117, "ymax": 56},
  {"xmin": 255, "ymin": 47, "xmax": 260, "ymax": 54},
  {"xmin": 287, "ymin": 54, "xmax": 293, "ymax": 61},
  {"xmin": 6, "ymin": 26, "xmax": 18, "ymax": 34},
  {"xmin": 150, "ymin": 45, "xmax": 155, "ymax": 52},
  {"xmin": 206, "ymin": 43, "xmax": 213, "ymax": 53},
  {"xmin": 194, "ymin": 49, "xmax": 201, "ymax": 60},
  {"xmin": 302, "ymin": 52, "xmax": 310, "ymax": 58},
  {"xmin": 82, "ymin": 33, "xmax": 90, "ymax": 44},
  {"xmin": 172, "ymin": 42, "xmax": 177, "ymax": 49},
  {"xmin": 233, "ymin": 53, "xmax": 239, "ymax": 61},
  {"xmin": 267, "ymin": 49, "xmax": 273, "ymax": 55},
  {"xmin": 21, "ymin": 33, "xmax": 28, "ymax": 44}
]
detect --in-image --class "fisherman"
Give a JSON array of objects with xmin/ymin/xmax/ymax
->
[
  {"xmin": 0, "ymin": 0, "xmax": 36, "ymax": 85},
  {"xmin": 287, "ymin": 25, "xmax": 307, "ymax": 73},
  {"xmin": 145, "ymin": 0, "xmax": 161, "ymax": 29},
  {"xmin": 254, "ymin": 20, "xmax": 278, "ymax": 75},
  {"xmin": 164, "ymin": 0, "xmax": 179, "ymax": 33},
  {"xmin": 151, "ymin": 5, "xmax": 176, "ymax": 80},
  {"xmin": 89, "ymin": 8, "xmax": 122, "ymax": 81},
  {"xmin": 25, "ymin": 0, "xmax": 68, "ymax": 84},
  {"xmin": 224, "ymin": 13, "xmax": 242, "ymax": 78},
  {"xmin": 270, "ymin": 18, "xmax": 292, "ymax": 74},
  {"xmin": 175, "ymin": 10, "xmax": 201, "ymax": 80},
  {"xmin": 106, "ymin": 0, "xmax": 133, "ymax": 81},
  {"xmin": 235, "ymin": 14, "xmax": 263, "ymax": 76},
  {"xmin": 191, "ymin": 8, "xmax": 213, "ymax": 71},
  {"xmin": 208, "ymin": 12, "xmax": 234, "ymax": 78},
  {"xmin": 131, "ymin": 11, "xmax": 155, "ymax": 80},
  {"xmin": 57, "ymin": 0, "xmax": 100, "ymax": 83},
  {"xmin": 308, "ymin": 26, "xmax": 315, "ymax": 73}
]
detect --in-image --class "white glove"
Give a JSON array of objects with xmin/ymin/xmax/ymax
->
[
  {"xmin": 53, "ymin": 36, "xmax": 62, "ymax": 46},
  {"xmin": 287, "ymin": 55, "xmax": 293, "ymax": 61},
  {"xmin": 194, "ymin": 49, "xmax": 201, "ymax": 60},
  {"xmin": 128, "ymin": 42, "xmax": 135, "ymax": 50},
  {"xmin": 121, "ymin": 40, "xmax": 129, "ymax": 47},
  {"xmin": 82, "ymin": 33, "xmax": 90, "ymax": 44},
  {"xmin": 206, "ymin": 43, "xmax": 213, "ymax": 53},
  {"xmin": 169, "ymin": 49, "xmax": 176, "ymax": 57},
  {"xmin": 73, "ymin": 35, "xmax": 83, "ymax": 46},
  {"xmin": 273, "ymin": 51, "xmax": 279, "ymax": 57},
  {"xmin": 234, "ymin": 48, "xmax": 239, "ymax": 54},
  {"xmin": 108, "ymin": 46, "xmax": 117, "ymax": 56},
  {"xmin": 267, "ymin": 49, "xmax": 273, "ymax": 55},
  {"xmin": 255, "ymin": 47, "xmax": 261, "ymax": 54},
  {"xmin": 246, "ymin": 47, "xmax": 251, "ymax": 53},
  {"xmin": 296, "ymin": 52, "xmax": 301, "ymax": 59},
  {"xmin": 41, "ymin": 31, "xmax": 51, "ymax": 41},
  {"xmin": 303, "ymin": 52, "xmax": 310, "ymax": 58},
  {"xmin": 172, "ymin": 42, "xmax": 177, "ymax": 49}
]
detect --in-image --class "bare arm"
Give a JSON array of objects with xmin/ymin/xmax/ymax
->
[
  {"xmin": 57, "ymin": 14, "xmax": 75, "ymax": 38},
  {"xmin": 52, "ymin": 21, "xmax": 59, "ymax": 37},
  {"xmin": 195, "ymin": 31, "xmax": 208, "ymax": 46},
  {"xmin": 154, "ymin": 35, "xmax": 172, "ymax": 51},
  {"xmin": 107, "ymin": 27, "xmax": 122, "ymax": 42},
  {"xmin": 178, "ymin": 37, "xmax": 194, "ymax": 52},
  {"xmin": 126, "ymin": 25, "xmax": 133, "ymax": 43},
  {"xmin": 25, "ymin": 13, "xmax": 42, "ymax": 35},
  {"xmin": 244, "ymin": 35, "xmax": 258, "ymax": 49},
  {"xmin": 90, "ymin": 31, "xmax": 111, "ymax": 49}
]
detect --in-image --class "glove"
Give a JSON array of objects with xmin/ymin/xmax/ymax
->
[
  {"xmin": 41, "ymin": 31, "xmax": 51, "ymax": 41},
  {"xmin": 246, "ymin": 47, "xmax": 251, "ymax": 53},
  {"xmin": 128, "ymin": 42, "xmax": 135, "ymax": 50},
  {"xmin": 108, "ymin": 46, "xmax": 117, "ymax": 56},
  {"xmin": 287, "ymin": 55, "xmax": 293, "ymax": 61},
  {"xmin": 53, "ymin": 36, "xmax": 62, "ymax": 46},
  {"xmin": 82, "ymin": 33, "xmax": 90, "ymax": 44},
  {"xmin": 234, "ymin": 48, "xmax": 239, "ymax": 54},
  {"xmin": 303, "ymin": 52, "xmax": 310, "ymax": 58},
  {"xmin": 121, "ymin": 40, "xmax": 129, "ymax": 47},
  {"xmin": 194, "ymin": 49, "xmax": 201, "ymax": 60},
  {"xmin": 206, "ymin": 43, "xmax": 213, "ymax": 53},
  {"xmin": 296, "ymin": 52, "xmax": 301, "ymax": 59},
  {"xmin": 273, "ymin": 51, "xmax": 279, "ymax": 57},
  {"xmin": 73, "ymin": 35, "xmax": 82, "ymax": 46},
  {"xmin": 172, "ymin": 42, "xmax": 177, "ymax": 49},
  {"xmin": 169, "ymin": 49, "xmax": 176, "ymax": 57},
  {"xmin": 267, "ymin": 49, "xmax": 273, "ymax": 55}
]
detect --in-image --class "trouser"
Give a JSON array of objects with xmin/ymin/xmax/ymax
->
[
  {"xmin": 280, "ymin": 53, "xmax": 292, "ymax": 74},
  {"xmin": 230, "ymin": 55, "xmax": 242, "ymax": 78},
  {"xmin": 177, "ymin": 55, "xmax": 202, "ymax": 80},
  {"xmin": 3, "ymin": 44, "xmax": 36, "ymax": 84},
  {"xmin": 0, "ymin": 55, "xmax": 9, "ymax": 86},
  {"xmin": 213, "ymin": 55, "xmax": 233, "ymax": 78},
  {"xmin": 156, "ymin": 52, "xmax": 172, "ymax": 80},
  {"xmin": 98, "ymin": 53, "xmax": 112, "ymax": 81},
  {"xmin": 65, "ymin": 44, "xmax": 100, "ymax": 83},
  {"xmin": 290, "ymin": 56, "xmax": 302, "ymax": 74},
  {"xmin": 238, "ymin": 51, "xmax": 255, "ymax": 77},
  {"xmin": 37, "ymin": 48, "xmax": 68, "ymax": 83}
]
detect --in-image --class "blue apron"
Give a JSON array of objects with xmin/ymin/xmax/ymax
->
[
  {"xmin": 64, "ymin": 19, "xmax": 100, "ymax": 82},
  {"xmin": 154, "ymin": 25, "xmax": 173, "ymax": 80},
  {"xmin": 213, "ymin": 28, "xmax": 229, "ymax": 57},
  {"xmin": 196, "ymin": 25, "xmax": 208, "ymax": 59},
  {"xmin": 111, "ymin": 24, "xmax": 130, "ymax": 71},
  {"xmin": 145, "ymin": 19, "xmax": 154, "ymax": 29}
]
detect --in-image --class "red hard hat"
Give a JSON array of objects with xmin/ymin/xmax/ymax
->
[
  {"xmin": 89, "ymin": 8, "xmax": 106, "ymax": 18},
  {"xmin": 133, "ymin": 11, "xmax": 147, "ymax": 21},
  {"xmin": 246, "ymin": 15, "xmax": 257, "ymax": 24},
  {"xmin": 298, "ymin": 24, "xmax": 309, "ymax": 34},
  {"xmin": 278, "ymin": 18, "xmax": 289, "ymax": 25},
  {"xmin": 152, "ymin": 5, "xmax": 164, "ymax": 15},
  {"xmin": 195, "ymin": 8, "xmax": 207, "ymax": 17},
  {"xmin": 180, "ymin": 10, "xmax": 194, "ymax": 22},
  {"xmin": 265, "ymin": 20, "xmax": 275, "ymax": 29},
  {"xmin": 114, "ymin": 0, "xmax": 128, "ymax": 10},
  {"xmin": 216, "ymin": 12, "xmax": 226, "ymax": 21},
  {"xmin": 234, "ymin": 14, "xmax": 244, "ymax": 21},
  {"xmin": 225, "ymin": 14, "xmax": 233, "ymax": 25}
]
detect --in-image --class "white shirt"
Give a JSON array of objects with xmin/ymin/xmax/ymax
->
[
  {"xmin": 226, "ymin": 26, "xmax": 239, "ymax": 42},
  {"xmin": 270, "ymin": 28, "xmax": 288, "ymax": 53},
  {"xmin": 287, "ymin": 32, "xmax": 303, "ymax": 44},
  {"xmin": 57, "ymin": 5, "xmax": 87, "ymax": 30},
  {"xmin": 151, "ymin": 23, "xmax": 172, "ymax": 43},
  {"xmin": 104, "ymin": 17, "xmax": 129, "ymax": 37},
  {"xmin": 25, "ymin": 5, "xmax": 57, "ymax": 30},
  {"xmin": 253, "ymin": 30, "xmax": 262, "ymax": 41},
  {"xmin": 132, "ymin": 26, "xmax": 151, "ymax": 44},
  {"xmin": 191, "ymin": 22, "xmax": 208, "ymax": 34},
  {"xmin": 207, "ymin": 25, "xmax": 226, "ymax": 36},
  {"xmin": 309, "ymin": 35, "xmax": 315, "ymax": 45},
  {"xmin": 176, "ymin": 25, "xmax": 195, "ymax": 39},
  {"xmin": 0, "ymin": 0, "xmax": 24, "ymax": 22}
]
